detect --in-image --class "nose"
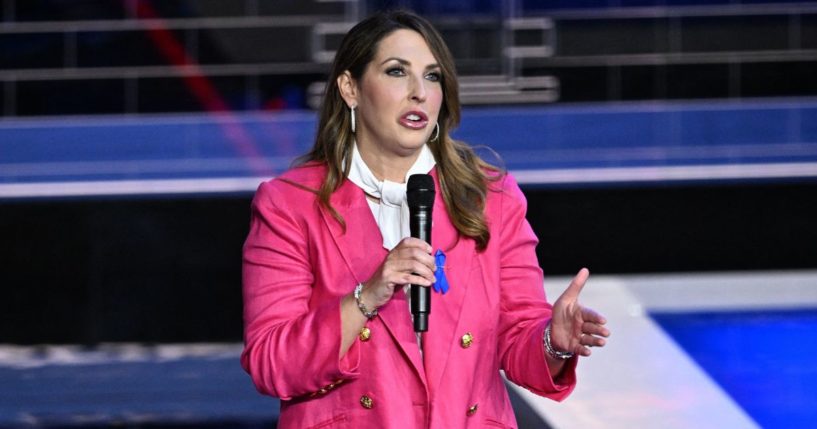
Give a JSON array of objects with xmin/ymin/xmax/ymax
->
[{"xmin": 410, "ymin": 74, "xmax": 427, "ymax": 103}]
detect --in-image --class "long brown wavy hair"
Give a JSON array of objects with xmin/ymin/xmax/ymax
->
[{"xmin": 297, "ymin": 10, "xmax": 502, "ymax": 251}]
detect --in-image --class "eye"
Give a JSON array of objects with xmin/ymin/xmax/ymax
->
[
  {"xmin": 386, "ymin": 66, "xmax": 405, "ymax": 77},
  {"xmin": 425, "ymin": 71, "xmax": 442, "ymax": 82}
]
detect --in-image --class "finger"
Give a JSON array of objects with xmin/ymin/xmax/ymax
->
[
  {"xmin": 385, "ymin": 261, "xmax": 435, "ymax": 284},
  {"xmin": 581, "ymin": 322, "xmax": 611, "ymax": 338},
  {"xmin": 399, "ymin": 273, "xmax": 433, "ymax": 287},
  {"xmin": 401, "ymin": 258, "xmax": 436, "ymax": 280},
  {"xmin": 580, "ymin": 307, "xmax": 607, "ymax": 326},
  {"xmin": 387, "ymin": 247, "xmax": 435, "ymax": 267},
  {"xmin": 580, "ymin": 333, "xmax": 607, "ymax": 348},
  {"xmin": 402, "ymin": 247, "xmax": 436, "ymax": 271},
  {"xmin": 383, "ymin": 271, "xmax": 431, "ymax": 287},
  {"xmin": 397, "ymin": 237, "xmax": 433, "ymax": 253},
  {"xmin": 560, "ymin": 268, "xmax": 590, "ymax": 302},
  {"xmin": 388, "ymin": 248, "xmax": 437, "ymax": 277}
]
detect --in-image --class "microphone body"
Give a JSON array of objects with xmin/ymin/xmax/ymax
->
[{"xmin": 407, "ymin": 174, "xmax": 435, "ymax": 332}]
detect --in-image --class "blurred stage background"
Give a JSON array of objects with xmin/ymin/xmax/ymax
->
[{"xmin": 1, "ymin": 0, "xmax": 816, "ymax": 428}]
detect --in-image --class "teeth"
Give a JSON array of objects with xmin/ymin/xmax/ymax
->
[{"xmin": 407, "ymin": 114, "xmax": 421, "ymax": 121}]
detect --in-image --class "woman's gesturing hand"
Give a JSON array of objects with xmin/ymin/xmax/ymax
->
[
  {"xmin": 360, "ymin": 237, "xmax": 436, "ymax": 310},
  {"xmin": 550, "ymin": 268, "xmax": 610, "ymax": 357}
]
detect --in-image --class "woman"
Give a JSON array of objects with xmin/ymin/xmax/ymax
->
[{"xmin": 241, "ymin": 10, "xmax": 609, "ymax": 428}]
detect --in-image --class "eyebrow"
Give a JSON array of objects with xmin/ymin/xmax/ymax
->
[{"xmin": 380, "ymin": 57, "xmax": 440, "ymax": 70}]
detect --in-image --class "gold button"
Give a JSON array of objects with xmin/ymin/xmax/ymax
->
[
  {"xmin": 467, "ymin": 403, "xmax": 478, "ymax": 416},
  {"xmin": 460, "ymin": 332, "xmax": 473, "ymax": 348},
  {"xmin": 360, "ymin": 395, "xmax": 374, "ymax": 409},
  {"xmin": 359, "ymin": 327, "xmax": 371, "ymax": 342}
]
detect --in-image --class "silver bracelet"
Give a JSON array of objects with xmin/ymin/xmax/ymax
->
[
  {"xmin": 354, "ymin": 283, "xmax": 378, "ymax": 319},
  {"xmin": 544, "ymin": 321, "xmax": 574, "ymax": 360}
]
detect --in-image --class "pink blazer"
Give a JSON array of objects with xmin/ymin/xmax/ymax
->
[{"xmin": 241, "ymin": 163, "xmax": 576, "ymax": 429}]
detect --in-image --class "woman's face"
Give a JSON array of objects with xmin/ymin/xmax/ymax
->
[{"xmin": 343, "ymin": 29, "xmax": 443, "ymax": 161}]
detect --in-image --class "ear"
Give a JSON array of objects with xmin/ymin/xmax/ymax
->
[{"xmin": 337, "ymin": 71, "xmax": 359, "ymax": 108}]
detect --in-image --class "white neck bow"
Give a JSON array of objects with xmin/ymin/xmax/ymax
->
[{"xmin": 347, "ymin": 143, "xmax": 437, "ymax": 250}]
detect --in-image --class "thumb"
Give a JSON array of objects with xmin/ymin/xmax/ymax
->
[{"xmin": 559, "ymin": 267, "xmax": 590, "ymax": 302}]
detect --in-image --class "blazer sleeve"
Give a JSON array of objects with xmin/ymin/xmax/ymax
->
[
  {"xmin": 495, "ymin": 174, "xmax": 578, "ymax": 400},
  {"xmin": 240, "ymin": 180, "xmax": 360, "ymax": 400}
]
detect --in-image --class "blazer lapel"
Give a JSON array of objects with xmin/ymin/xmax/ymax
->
[
  {"xmin": 319, "ymin": 179, "xmax": 428, "ymax": 386},
  {"xmin": 320, "ymin": 180, "xmax": 386, "ymax": 281}
]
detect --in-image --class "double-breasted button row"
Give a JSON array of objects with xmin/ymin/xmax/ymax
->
[{"xmin": 354, "ymin": 328, "xmax": 374, "ymax": 409}]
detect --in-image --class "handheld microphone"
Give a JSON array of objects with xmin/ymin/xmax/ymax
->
[{"xmin": 407, "ymin": 174, "xmax": 434, "ymax": 333}]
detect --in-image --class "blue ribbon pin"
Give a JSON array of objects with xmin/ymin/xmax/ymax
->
[{"xmin": 433, "ymin": 249, "xmax": 449, "ymax": 294}]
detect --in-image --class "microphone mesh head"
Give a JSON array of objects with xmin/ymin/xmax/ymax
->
[{"xmin": 407, "ymin": 174, "xmax": 435, "ymax": 206}]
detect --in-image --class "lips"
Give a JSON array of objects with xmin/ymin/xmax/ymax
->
[{"xmin": 399, "ymin": 110, "xmax": 429, "ymax": 130}]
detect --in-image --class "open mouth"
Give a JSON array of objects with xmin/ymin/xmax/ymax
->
[{"xmin": 400, "ymin": 111, "xmax": 429, "ymax": 130}]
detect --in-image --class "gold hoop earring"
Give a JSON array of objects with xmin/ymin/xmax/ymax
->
[
  {"xmin": 430, "ymin": 122, "xmax": 440, "ymax": 142},
  {"xmin": 350, "ymin": 106, "xmax": 356, "ymax": 133}
]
